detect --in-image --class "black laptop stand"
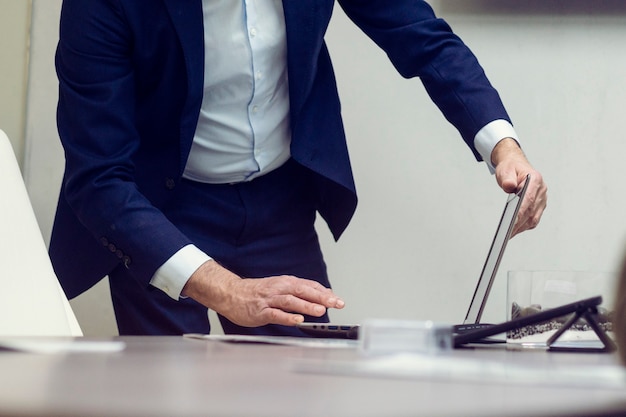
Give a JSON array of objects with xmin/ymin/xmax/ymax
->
[{"xmin": 454, "ymin": 296, "xmax": 616, "ymax": 353}]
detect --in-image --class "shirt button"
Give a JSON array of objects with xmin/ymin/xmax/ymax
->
[
  {"xmin": 252, "ymin": 105, "xmax": 259, "ymax": 114},
  {"xmin": 249, "ymin": 27, "xmax": 257, "ymax": 37}
]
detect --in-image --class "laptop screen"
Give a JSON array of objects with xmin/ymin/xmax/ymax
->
[{"xmin": 463, "ymin": 174, "xmax": 530, "ymax": 325}]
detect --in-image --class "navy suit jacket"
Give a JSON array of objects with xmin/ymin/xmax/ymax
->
[{"xmin": 50, "ymin": 0, "xmax": 511, "ymax": 298}]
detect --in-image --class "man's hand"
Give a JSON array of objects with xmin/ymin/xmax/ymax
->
[
  {"xmin": 491, "ymin": 138, "xmax": 548, "ymax": 237},
  {"xmin": 182, "ymin": 260, "xmax": 345, "ymax": 327}
]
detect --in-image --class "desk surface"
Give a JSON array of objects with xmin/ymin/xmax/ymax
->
[{"xmin": 0, "ymin": 336, "xmax": 625, "ymax": 417}]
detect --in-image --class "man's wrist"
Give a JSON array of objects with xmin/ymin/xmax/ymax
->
[
  {"xmin": 490, "ymin": 137, "xmax": 524, "ymax": 167},
  {"xmin": 474, "ymin": 119, "xmax": 519, "ymax": 173},
  {"xmin": 181, "ymin": 259, "xmax": 242, "ymax": 313},
  {"xmin": 150, "ymin": 245, "xmax": 212, "ymax": 300}
]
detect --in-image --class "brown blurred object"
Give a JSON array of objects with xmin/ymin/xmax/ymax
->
[{"xmin": 614, "ymin": 251, "xmax": 626, "ymax": 365}]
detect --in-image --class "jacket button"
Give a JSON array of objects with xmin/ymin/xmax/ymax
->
[
  {"xmin": 165, "ymin": 178, "xmax": 176, "ymax": 190},
  {"xmin": 100, "ymin": 237, "xmax": 109, "ymax": 246},
  {"xmin": 108, "ymin": 243, "xmax": 117, "ymax": 253}
]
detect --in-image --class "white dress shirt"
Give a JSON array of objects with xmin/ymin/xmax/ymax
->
[
  {"xmin": 150, "ymin": 2, "xmax": 519, "ymax": 300},
  {"xmin": 183, "ymin": 0, "xmax": 291, "ymax": 184}
]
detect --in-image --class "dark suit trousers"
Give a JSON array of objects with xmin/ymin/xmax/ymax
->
[{"xmin": 108, "ymin": 160, "xmax": 331, "ymax": 336}]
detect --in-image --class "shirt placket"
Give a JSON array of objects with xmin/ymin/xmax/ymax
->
[{"xmin": 243, "ymin": 0, "xmax": 262, "ymax": 179}]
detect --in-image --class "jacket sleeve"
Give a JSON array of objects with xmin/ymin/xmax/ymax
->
[
  {"xmin": 55, "ymin": 0, "xmax": 193, "ymax": 286},
  {"xmin": 337, "ymin": 0, "xmax": 511, "ymax": 160}
]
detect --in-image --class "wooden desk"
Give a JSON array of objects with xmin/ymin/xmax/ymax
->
[{"xmin": 0, "ymin": 336, "xmax": 625, "ymax": 417}]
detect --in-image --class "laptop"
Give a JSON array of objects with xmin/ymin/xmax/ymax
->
[{"xmin": 297, "ymin": 174, "xmax": 531, "ymax": 340}]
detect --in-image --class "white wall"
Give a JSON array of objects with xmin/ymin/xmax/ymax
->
[
  {"xmin": 24, "ymin": 0, "xmax": 626, "ymax": 335},
  {"xmin": 0, "ymin": 0, "xmax": 31, "ymax": 165},
  {"xmin": 322, "ymin": 0, "xmax": 626, "ymax": 326}
]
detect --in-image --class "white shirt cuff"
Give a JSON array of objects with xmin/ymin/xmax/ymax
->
[
  {"xmin": 474, "ymin": 119, "xmax": 520, "ymax": 174},
  {"xmin": 149, "ymin": 245, "xmax": 212, "ymax": 300}
]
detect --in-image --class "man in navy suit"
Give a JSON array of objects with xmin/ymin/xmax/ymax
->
[{"xmin": 50, "ymin": 0, "xmax": 547, "ymax": 336}]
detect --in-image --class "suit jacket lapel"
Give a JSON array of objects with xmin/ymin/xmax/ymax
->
[
  {"xmin": 159, "ymin": 0, "xmax": 337, "ymax": 169},
  {"xmin": 161, "ymin": 0, "xmax": 205, "ymax": 170},
  {"xmin": 161, "ymin": 0, "xmax": 204, "ymax": 92},
  {"xmin": 282, "ymin": 0, "xmax": 335, "ymax": 119}
]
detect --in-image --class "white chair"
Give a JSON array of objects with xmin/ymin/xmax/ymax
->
[{"xmin": 0, "ymin": 129, "xmax": 82, "ymax": 336}]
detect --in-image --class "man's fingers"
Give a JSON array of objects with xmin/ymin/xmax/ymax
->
[
  {"xmin": 511, "ymin": 214, "xmax": 537, "ymax": 237},
  {"xmin": 187, "ymin": 261, "xmax": 346, "ymax": 328},
  {"xmin": 268, "ymin": 293, "xmax": 328, "ymax": 318},
  {"xmin": 511, "ymin": 175, "xmax": 547, "ymax": 237},
  {"xmin": 287, "ymin": 277, "xmax": 345, "ymax": 309},
  {"xmin": 499, "ymin": 173, "xmax": 519, "ymax": 193},
  {"xmin": 515, "ymin": 205, "xmax": 544, "ymax": 234},
  {"xmin": 260, "ymin": 308, "xmax": 305, "ymax": 326},
  {"xmin": 222, "ymin": 276, "xmax": 347, "ymax": 327},
  {"xmin": 494, "ymin": 160, "xmax": 522, "ymax": 193}
]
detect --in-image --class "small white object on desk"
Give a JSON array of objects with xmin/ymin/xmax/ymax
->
[{"xmin": 359, "ymin": 319, "xmax": 453, "ymax": 356}]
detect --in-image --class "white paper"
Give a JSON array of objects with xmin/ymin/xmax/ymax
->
[
  {"xmin": 184, "ymin": 333, "xmax": 358, "ymax": 348},
  {"xmin": 0, "ymin": 338, "xmax": 126, "ymax": 354}
]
